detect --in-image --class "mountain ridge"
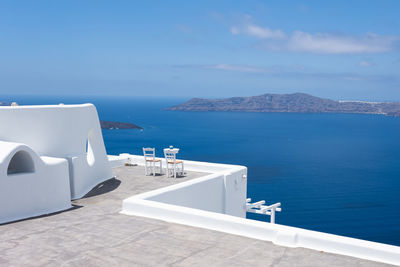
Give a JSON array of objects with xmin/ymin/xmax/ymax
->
[{"xmin": 168, "ymin": 93, "xmax": 400, "ymax": 116}]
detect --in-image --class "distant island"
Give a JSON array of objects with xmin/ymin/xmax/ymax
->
[
  {"xmin": 0, "ymin": 102, "xmax": 10, "ymax": 106},
  {"xmin": 168, "ymin": 93, "xmax": 400, "ymax": 117},
  {"xmin": 100, "ymin": 120, "xmax": 142, "ymax": 130}
]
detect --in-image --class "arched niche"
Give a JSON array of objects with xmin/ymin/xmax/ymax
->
[{"xmin": 7, "ymin": 150, "xmax": 35, "ymax": 175}]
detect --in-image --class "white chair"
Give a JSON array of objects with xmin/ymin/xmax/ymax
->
[
  {"xmin": 164, "ymin": 149, "xmax": 184, "ymax": 178},
  {"xmin": 143, "ymin": 148, "xmax": 162, "ymax": 176}
]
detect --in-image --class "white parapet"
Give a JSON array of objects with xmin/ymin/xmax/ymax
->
[
  {"xmin": 0, "ymin": 103, "xmax": 114, "ymax": 200},
  {"xmin": 0, "ymin": 141, "xmax": 71, "ymax": 223},
  {"xmin": 115, "ymin": 154, "xmax": 248, "ymax": 218},
  {"xmin": 118, "ymin": 154, "xmax": 400, "ymax": 266}
]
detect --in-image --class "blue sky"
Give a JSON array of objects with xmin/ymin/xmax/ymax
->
[{"xmin": 0, "ymin": 0, "xmax": 399, "ymax": 100}]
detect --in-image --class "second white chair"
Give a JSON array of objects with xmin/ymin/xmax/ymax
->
[
  {"xmin": 164, "ymin": 149, "xmax": 184, "ymax": 178},
  {"xmin": 143, "ymin": 148, "xmax": 162, "ymax": 176}
]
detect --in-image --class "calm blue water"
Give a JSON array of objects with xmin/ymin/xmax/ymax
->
[{"xmin": 9, "ymin": 95, "xmax": 400, "ymax": 246}]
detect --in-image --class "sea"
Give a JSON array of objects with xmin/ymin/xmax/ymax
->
[{"xmin": 7, "ymin": 95, "xmax": 400, "ymax": 246}]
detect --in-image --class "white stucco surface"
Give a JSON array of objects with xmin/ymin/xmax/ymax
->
[
  {"xmin": 0, "ymin": 141, "xmax": 71, "ymax": 224},
  {"xmin": 0, "ymin": 104, "xmax": 113, "ymax": 199},
  {"xmin": 118, "ymin": 154, "xmax": 248, "ymax": 217}
]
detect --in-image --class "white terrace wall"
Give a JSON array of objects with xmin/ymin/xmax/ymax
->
[
  {"xmin": 122, "ymin": 198, "xmax": 400, "ymax": 266},
  {"xmin": 117, "ymin": 154, "xmax": 247, "ymax": 217},
  {"xmin": 118, "ymin": 155, "xmax": 400, "ymax": 265},
  {"xmin": 148, "ymin": 174, "xmax": 226, "ymax": 213},
  {"xmin": 0, "ymin": 104, "xmax": 113, "ymax": 199}
]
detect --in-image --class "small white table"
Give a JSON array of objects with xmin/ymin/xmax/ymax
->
[{"xmin": 163, "ymin": 148, "xmax": 179, "ymax": 155}]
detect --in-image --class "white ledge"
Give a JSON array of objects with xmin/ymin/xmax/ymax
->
[{"xmin": 117, "ymin": 155, "xmax": 400, "ymax": 265}]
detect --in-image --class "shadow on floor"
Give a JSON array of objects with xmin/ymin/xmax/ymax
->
[
  {"xmin": 82, "ymin": 177, "xmax": 122, "ymax": 198},
  {"xmin": 0, "ymin": 204, "xmax": 83, "ymax": 226},
  {"xmin": 142, "ymin": 169, "xmax": 187, "ymax": 178},
  {"xmin": 164, "ymin": 172, "xmax": 187, "ymax": 179},
  {"xmin": 147, "ymin": 173, "xmax": 187, "ymax": 178}
]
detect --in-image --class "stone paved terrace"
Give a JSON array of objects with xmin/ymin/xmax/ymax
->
[{"xmin": 0, "ymin": 166, "xmax": 393, "ymax": 266}]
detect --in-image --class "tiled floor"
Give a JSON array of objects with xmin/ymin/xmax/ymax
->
[{"xmin": 0, "ymin": 166, "xmax": 391, "ymax": 266}]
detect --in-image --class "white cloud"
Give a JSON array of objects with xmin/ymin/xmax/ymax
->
[
  {"xmin": 230, "ymin": 17, "xmax": 399, "ymax": 54},
  {"xmin": 230, "ymin": 16, "xmax": 286, "ymax": 40},
  {"xmin": 205, "ymin": 64, "xmax": 269, "ymax": 73},
  {"xmin": 286, "ymin": 31, "xmax": 397, "ymax": 54},
  {"xmin": 176, "ymin": 63, "xmax": 395, "ymax": 83},
  {"xmin": 230, "ymin": 27, "xmax": 240, "ymax": 35},
  {"xmin": 359, "ymin": 60, "xmax": 374, "ymax": 67},
  {"xmin": 246, "ymin": 24, "xmax": 286, "ymax": 39},
  {"xmin": 342, "ymin": 76, "xmax": 364, "ymax": 81}
]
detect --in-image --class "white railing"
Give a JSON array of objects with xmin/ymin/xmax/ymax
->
[{"xmin": 246, "ymin": 198, "xmax": 281, "ymax": 224}]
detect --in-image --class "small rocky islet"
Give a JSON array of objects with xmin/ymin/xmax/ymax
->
[{"xmin": 99, "ymin": 121, "xmax": 142, "ymax": 130}]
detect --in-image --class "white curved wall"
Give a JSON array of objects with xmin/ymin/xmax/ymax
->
[
  {"xmin": 0, "ymin": 104, "xmax": 113, "ymax": 199},
  {"xmin": 0, "ymin": 141, "xmax": 71, "ymax": 223}
]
